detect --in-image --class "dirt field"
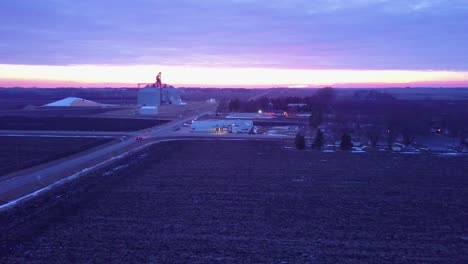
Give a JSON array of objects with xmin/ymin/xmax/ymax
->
[
  {"xmin": 0, "ymin": 137, "xmax": 112, "ymax": 176},
  {"xmin": 0, "ymin": 140, "xmax": 467, "ymax": 263},
  {"xmin": 0, "ymin": 116, "xmax": 169, "ymax": 132}
]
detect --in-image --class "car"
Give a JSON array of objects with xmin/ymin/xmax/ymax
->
[
  {"xmin": 173, "ymin": 127, "xmax": 181, "ymax": 131},
  {"xmin": 135, "ymin": 136, "xmax": 143, "ymax": 141}
]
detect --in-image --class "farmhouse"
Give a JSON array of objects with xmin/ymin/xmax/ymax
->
[{"xmin": 191, "ymin": 119, "xmax": 254, "ymax": 134}]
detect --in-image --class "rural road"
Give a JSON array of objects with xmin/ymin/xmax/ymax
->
[
  {"xmin": 0, "ymin": 112, "xmax": 293, "ymax": 210},
  {"xmin": 0, "ymin": 130, "xmax": 129, "ymax": 138}
]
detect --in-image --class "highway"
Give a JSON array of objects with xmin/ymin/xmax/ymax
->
[{"xmin": 0, "ymin": 112, "xmax": 293, "ymax": 210}]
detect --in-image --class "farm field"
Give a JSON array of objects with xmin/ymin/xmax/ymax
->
[
  {"xmin": 0, "ymin": 140, "xmax": 467, "ymax": 263},
  {"xmin": 0, "ymin": 107, "xmax": 125, "ymax": 117},
  {"xmin": 0, "ymin": 136, "xmax": 112, "ymax": 177},
  {"xmin": 0, "ymin": 116, "xmax": 169, "ymax": 132}
]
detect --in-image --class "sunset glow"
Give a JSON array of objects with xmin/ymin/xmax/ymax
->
[
  {"xmin": 1, "ymin": 64, "xmax": 467, "ymax": 88},
  {"xmin": 1, "ymin": 0, "xmax": 467, "ymax": 88}
]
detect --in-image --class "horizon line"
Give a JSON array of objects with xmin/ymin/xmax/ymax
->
[
  {"xmin": 1, "ymin": 85, "xmax": 468, "ymax": 90},
  {"xmin": 1, "ymin": 64, "xmax": 468, "ymax": 89}
]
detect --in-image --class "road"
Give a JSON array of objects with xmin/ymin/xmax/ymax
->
[
  {"xmin": 248, "ymin": 88, "xmax": 272, "ymax": 101},
  {"xmin": 0, "ymin": 130, "xmax": 128, "ymax": 138},
  {"xmin": 0, "ymin": 111, "xmax": 293, "ymax": 210}
]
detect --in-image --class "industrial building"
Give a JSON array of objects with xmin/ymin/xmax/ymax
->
[
  {"xmin": 137, "ymin": 87, "xmax": 182, "ymax": 106},
  {"xmin": 137, "ymin": 87, "xmax": 160, "ymax": 115},
  {"xmin": 138, "ymin": 87, "xmax": 161, "ymax": 107},
  {"xmin": 191, "ymin": 119, "xmax": 254, "ymax": 134},
  {"xmin": 161, "ymin": 87, "xmax": 182, "ymax": 105},
  {"xmin": 137, "ymin": 86, "xmax": 183, "ymax": 115}
]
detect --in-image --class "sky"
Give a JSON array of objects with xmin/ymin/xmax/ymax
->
[{"xmin": 0, "ymin": 0, "xmax": 468, "ymax": 88}]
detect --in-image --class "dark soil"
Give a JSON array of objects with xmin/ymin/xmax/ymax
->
[
  {"xmin": 0, "ymin": 116, "xmax": 169, "ymax": 132},
  {"xmin": 0, "ymin": 140, "xmax": 467, "ymax": 263},
  {"xmin": 0, "ymin": 137, "xmax": 112, "ymax": 176}
]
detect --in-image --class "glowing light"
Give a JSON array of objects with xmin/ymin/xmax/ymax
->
[{"xmin": 0, "ymin": 64, "xmax": 467, "ymax": 87}]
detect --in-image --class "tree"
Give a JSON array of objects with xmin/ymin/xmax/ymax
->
[
  {"xmin": 244, "ymin": 100, "xmax": 258, "ymax": 112},
  {"xmin": 216, "ymin": 99, "xmax": 229, "ymax": 113},
  {"xmin": 228, "ymin": 98, "xmax": 241, "ymax": 112},
  {"xmin": 295, "ymin": 133, "xmax": 306, "ymax": 150},
  {"xmin": 309, "ymin": 107, "xmax": 323, "ymax": 128},
  {"xmin": 442, "ymin": 109, "xmax": 468, "ymax": 147},
  {"xmin": 365, "ymin": 126, "xmax": 382, "ymax": 149},
  {"xmin": 384, "ymin": 104, "xmax": 429, "ymax": 147},
  {"xmin": 312, "ymin": 129, "xmax": 324, "ymax": 150},
  {"xmin": 315, "ymin": 87, "xmax": 336, "ymax": 108},
  {"xmin": 340, "ymin": 133, "xmax": 353, "ymax": 151},
  {"xmin": 257, "ymin": 96, "xmax": 271, "ymax": 111},
  {"xmin": 386, "ymin": 128, "xmax": 398, "ymax": 149}
]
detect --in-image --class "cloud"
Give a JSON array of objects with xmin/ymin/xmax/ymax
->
[{"xmin": 0, "ymin": 0, "xmax": 467, "ymax": 70}]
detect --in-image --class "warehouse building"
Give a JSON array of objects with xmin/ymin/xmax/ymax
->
[{"xmin": 191, "ymin": 119, "xmax": 254, "ymax": 134}]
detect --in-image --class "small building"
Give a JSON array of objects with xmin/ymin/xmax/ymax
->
[
  {"xmin": 287, "ymin": 103, "xmax": 307, "ymax": 108},
  {"xmin": 264, "ymin": 110, "xmax": 287, "ymax": 118},
  {"xmin": 139, "ymin": 106, "xmax": 159, "ymax": 115},
  {"xmin": 225, "ymin": 113, "xmax": 274, "ymax": 119},
  {"xmin": 191, "ymin": 119, "xmax": 254, "ymax": 134}
]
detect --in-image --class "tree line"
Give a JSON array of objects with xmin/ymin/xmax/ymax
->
[{"xmin": 219, "ymin": 87, "xmax": 468, "ymax": 150}]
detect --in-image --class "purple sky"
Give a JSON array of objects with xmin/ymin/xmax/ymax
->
[{"xmin": 1, "ymin": 0, "xmax": 467, "ymax": 71}]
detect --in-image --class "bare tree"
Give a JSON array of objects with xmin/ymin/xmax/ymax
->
[
  {"xmin": 295, "ymin": 133, "xmax": 306, "ymax": 150},
  {"xmin": 365, "ymin": 126, "xmax": 382, "ymax": 149},
  {"xmin": 340, "ymin": 133, "xmax": 353, "ymax": 151},
  {"xmin": 312, "ymin": 129, "xmax": 325, "ymax": 150}
]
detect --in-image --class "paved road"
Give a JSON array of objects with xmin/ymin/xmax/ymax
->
[
  {"xmin": 0, "ymin": 130, "xmax": 129, "ymax": 138},
  {"xmin": 248, "ymin": 88, "xmax": 272, "ymax": 101},
  {"xmin": 0, "ymin": 111, "xmax": 293, "ymax": 210}
]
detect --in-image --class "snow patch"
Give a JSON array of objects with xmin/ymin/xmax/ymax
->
[
  {"xmin": 137, "ymin": 153, "xmax": 149, "ymax": 159},
  {"xmin": 436, "ymin": 152, "xmax": 465, "ymax": 157},
  {"xmin": 291, "ymin": 177, "xmax": 305, "ymax": 183},
  {"xmin": 112, "ymin": 164, "xmax": 129, "ymax": 171}
]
